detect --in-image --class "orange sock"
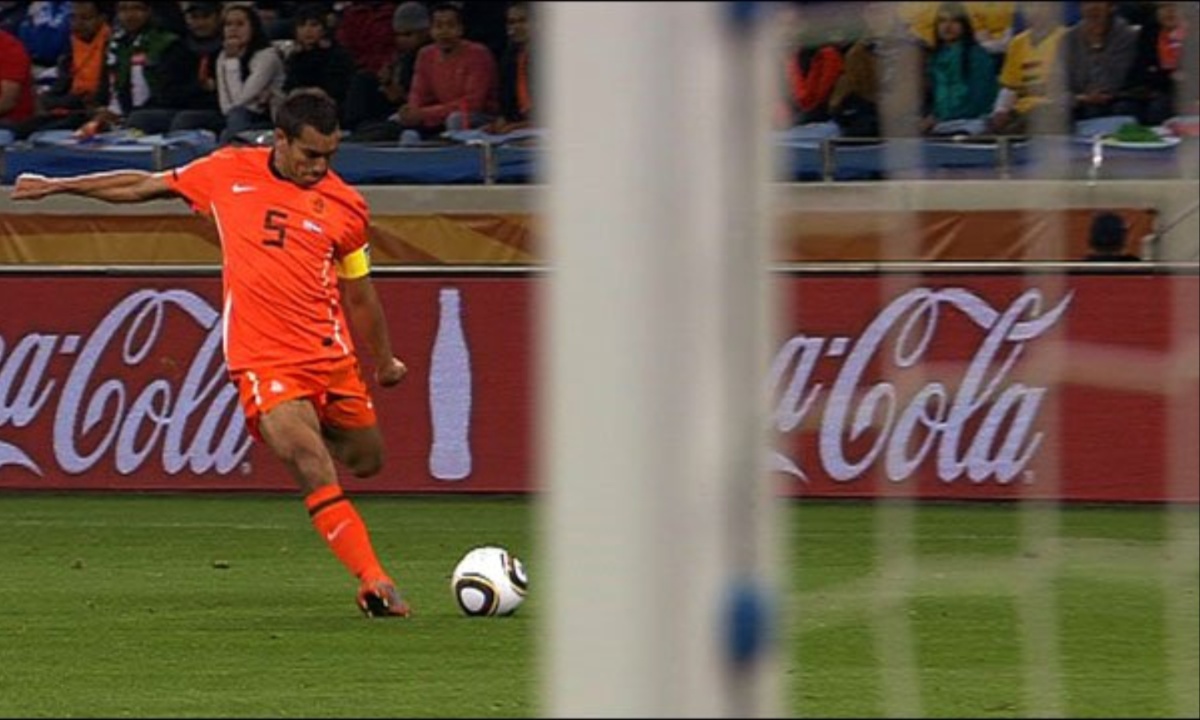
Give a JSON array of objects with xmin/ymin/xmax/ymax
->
[{"xmin": 305, "ymin": 484, "xmax": 388, "ymax": 583}]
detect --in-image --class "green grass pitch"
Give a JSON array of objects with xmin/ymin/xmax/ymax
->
[{"xmin": 0, "ymin": 493, "xmax": 1195, "ymax": 717}]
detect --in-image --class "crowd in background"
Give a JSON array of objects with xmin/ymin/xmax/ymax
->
[
  {"xmin": 781, "ymin": 1, "xmax": 1198, "ymax": 139},
  {"xmin": 2, "ymin": 1, "xmax": 1198, "ymax": 147},
  {"xmin": 0, "ymin": 0, "xmax": 535, "ymax": 143}
]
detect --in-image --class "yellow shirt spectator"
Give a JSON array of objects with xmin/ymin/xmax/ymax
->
[
  {"xmin": 898, "ymin": 2, "xmax": 938, "ymax": 47},
  {"xmin": 968, "ymin": 2, "xmax": 1018, "ymax": 54},
  {"xmin": 997, "ymin": 25, "xmax": 1067, "ymax": 114}
]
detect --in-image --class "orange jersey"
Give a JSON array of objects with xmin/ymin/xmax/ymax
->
[{"xmin": 163, "ymin": 147, "xmax": 370, "ymax": 371}]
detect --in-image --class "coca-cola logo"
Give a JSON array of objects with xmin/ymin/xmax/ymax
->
[
  {"xmin": 769, "ymin": 287, "xmax": 1072, "ymax": 485},
  {"xmin": 0, "ymin": 289, "xmax": 251, "ymax": 478}
]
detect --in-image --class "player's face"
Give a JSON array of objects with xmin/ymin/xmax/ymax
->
[{"xmin": 275, "ymin": 126, "xmax": 339, "ymax": 187}]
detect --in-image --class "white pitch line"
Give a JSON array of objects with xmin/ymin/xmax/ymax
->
[{"xmin": 8, "ymin": 519, "xmax": 293, "ymax": 531}]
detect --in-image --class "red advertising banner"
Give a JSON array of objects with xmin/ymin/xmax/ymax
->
[
  {"xmin": 775, "ymin": 272, "xmax": 1198, "ymax": 503},
  {"xmin": 0, "ymin": 271, "xmax": 1196, "ymax": 502},
  {"xmin": 0, "ymin": 273, "xmax": 536, "ymax": 495}
]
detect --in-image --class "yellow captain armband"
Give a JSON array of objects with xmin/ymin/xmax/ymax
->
[{"xmin": 336, "ymin": 246, "xmax": 371, "ymax": 279}]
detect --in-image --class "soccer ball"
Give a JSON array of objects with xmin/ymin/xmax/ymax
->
[{"xmin": 451, "ymin": 545, "xmax": 528, "ymax": 616}]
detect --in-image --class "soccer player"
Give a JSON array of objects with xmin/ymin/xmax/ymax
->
[{"xmin": 10, "ymin": 88, "xmax": 412, "ymax": 619}]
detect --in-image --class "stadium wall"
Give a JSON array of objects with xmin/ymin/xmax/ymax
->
[{"xmin": 1, "ymin": 180, "xmax": 1197, "ymax": 263}]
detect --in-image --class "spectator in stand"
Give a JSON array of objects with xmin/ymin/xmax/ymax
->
[
  {"xmin": 182, "ymin": 2, "xmax": 224, "ymax": 69},
  {"xmin": 778, "ymin": 8, "xmax": 845, "ymax": 128},
  {"xmin": 0, "ymin": 1, "xmax": 27, "ymax": 36},
  {"xmin": 898, "ymin": 1, "xmax": 938, "ymax": 47},
  {"xmin": 920, "ymin": 1, "xmax": 1000, "ymax": 135},
  {"xmin": 344, "ymin": 0, "xmax": 430, "ymax": 141},
  {"xmin": 379, "ymin": 1, "xmax": 432, "ymax": 115},
  {"xmin": 395, "ymin": 2, "xmax": 497, "ymax": 139},
  {"xmin": 1084, "ymin": 211, "xmax": 1141, "ymax": 261},
  {"xmin": 281, "ymin": 1, "xmax": 356, "ymax": 111},
  {"xmin": 336, "ymin": 3, "xmax": 398, "ymax": 82},
  {"xmin": 15, "ymin": 0, "xmax": 110, "ymax": 137},
  {"xmin": 152, "ymin": 0, "xmax": 187, "ymax": 37},
  {"xmin": 167, "ymin": 1, "xmax": 225, "ymax": 135},
  {"xmin": 254, "ymin": 0, "xmax": 295, "ymax": 41},
  {"xmin": 182, "ymin": 1, "xmax": 224, "ymax": 90},
  {"xmin": 336, "ymin": 0, "xmax": 399, "ymax": 128},
  {"xmin": 968, "ymin": 1, "xmax": 1019, "ymax": 64},
  {"xmin": 1126, "ymin": 1, "xmax": 1192, "ymax": 126},
  {"xmin": 485, "ymin": 0, "xmax": 534, "ymax": 135},
  {"xmin": 987, "ymin": 1, "xmax": 1069, "ymax": 135},
  {"xmin": 215, "ymin": 3, "xmax": 286, "ymax": 144},
  {"xmin": 17, "ymin": 0, "xmax": 70, "ymax": 74},
  {"xmin": 829, "ymin": 1, "xmax": 924, "ymax": 138},
  {"xmin": 1064, "ymin": 0, "xmax": 1140, "ymax": 122},
  {"xmin": 83, "ymin": 0, "xmax": 201, "ymax": 136},
  {"xmin": 0, "ymin": 26, "xmax": 36, "ymax": 131},
  {"xmin": 903, "ymin": 1, "xmax": 1019, "ymax": 62}
]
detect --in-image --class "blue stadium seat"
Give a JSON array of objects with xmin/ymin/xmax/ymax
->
[{"xmin": 333, "ymin": 143, "xmax": 487, "ymax": 184}]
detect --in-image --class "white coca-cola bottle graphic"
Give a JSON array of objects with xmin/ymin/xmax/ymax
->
[{"xmin": 429, "ymin": 287, "xmax": 473, "ymax": 480}]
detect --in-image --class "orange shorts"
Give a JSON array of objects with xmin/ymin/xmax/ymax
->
[{"xmin": 231, "ymin": 356, "xmax": 377, "ymax": 441}]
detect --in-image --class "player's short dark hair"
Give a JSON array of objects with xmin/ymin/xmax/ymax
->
[{"xmin": 274, "ymin": 88, "xmax": 340, "ymax": 138}]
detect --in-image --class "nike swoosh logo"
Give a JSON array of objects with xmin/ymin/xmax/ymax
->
[
  {"xmin": 232, "ymin": 184, "xmax": 256, "ymax": 194},
  {"xmin": 325, "ymin": 520, "xmax": 351, "ymax": 542}
]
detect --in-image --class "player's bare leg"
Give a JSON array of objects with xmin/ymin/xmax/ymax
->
[
  {"xmin": 259, "ymin": 400, "xmax": 410, "ymax": 617},
  {"xmin": 321, "ymin": 422, "xmax": 385, "ymax": 479},
  {"xmin": 259, "ymin": 399, "xmax": 338, "ymax": 494}
]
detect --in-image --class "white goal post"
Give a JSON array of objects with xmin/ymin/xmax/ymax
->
[{"xmin": 541, "ymin": 2, "xmax": 782, "ymax": 716}]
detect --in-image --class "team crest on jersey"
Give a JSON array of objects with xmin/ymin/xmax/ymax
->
[{"xmin": 311, "ymin": 196, "xmax": 325, "ymax": 216}]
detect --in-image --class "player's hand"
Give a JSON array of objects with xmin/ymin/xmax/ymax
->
[
  {"xmin": 376, "ymin": 357, "xmax": 407, "ymax": 388},
  {"xmin": 10, "ymin": 173, "xmax": 58, "ymax": 201}
]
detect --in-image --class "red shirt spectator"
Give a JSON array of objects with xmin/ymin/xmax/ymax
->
[
  {"xmin": 407, "ymin": 39, "xmax": 498, "ymax": 128},
  {"xmin": 403, "ymin": 3, "xmax": 497, "ymax": 129},
  {"xmin": 784, "ymin": 44, "xmax": 845, "ymax": 125},
  {"xmin": 336, "ymin": 1, "xmax": 399, "ymax": 75},
  {"xmin": 0, "ymin": 27, "xmax": 36, "ymax": 124}
]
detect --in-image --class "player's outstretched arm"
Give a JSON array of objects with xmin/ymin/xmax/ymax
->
[
  {"xmin": 342, "ymin": 275, "xmax": 407, "ymax": 388},
  {"xmin": 10, "ymin": 171, "xmax": 176, "ymax": 204}
]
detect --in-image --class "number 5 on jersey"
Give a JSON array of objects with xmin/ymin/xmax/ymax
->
[{"xmin": 262, "ymin": 209, "xmax": 288, "ymax": 248}]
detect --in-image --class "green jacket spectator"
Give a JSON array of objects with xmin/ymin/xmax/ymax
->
[{"xmin": 93, "ymin": 0, "xmax": 200, "ymax": 134}]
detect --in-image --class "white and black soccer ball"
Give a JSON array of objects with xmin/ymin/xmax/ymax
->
[{"xmin": 451, "ymin": 546, "xmax": 528, "ymax": 616}]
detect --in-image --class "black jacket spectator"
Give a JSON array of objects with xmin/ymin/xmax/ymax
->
[{"xmin": 283, "ymin": 2, "xmax": 357, "ymax": 108}]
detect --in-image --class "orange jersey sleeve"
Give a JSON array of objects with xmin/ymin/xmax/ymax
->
[
  {"xmin": 164, "ymin": 147, "xmax": 240, "ymax": 216},
  {"xmin": 165, "ymin": 147, "xmax": 374, "ymax": 372}
]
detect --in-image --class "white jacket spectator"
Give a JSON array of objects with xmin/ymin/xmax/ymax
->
[
  {"xmin": 215, "ymin": 4, "xmax": 286, "ymax": 143},
  {"xmin": 218, "ymin": 43, "xmax": 285, "ymax": 116}
]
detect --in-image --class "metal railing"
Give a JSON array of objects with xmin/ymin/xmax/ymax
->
[{"xmin": 2, "ymin": 132, "xmax": 1194, "ymax": 186}]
